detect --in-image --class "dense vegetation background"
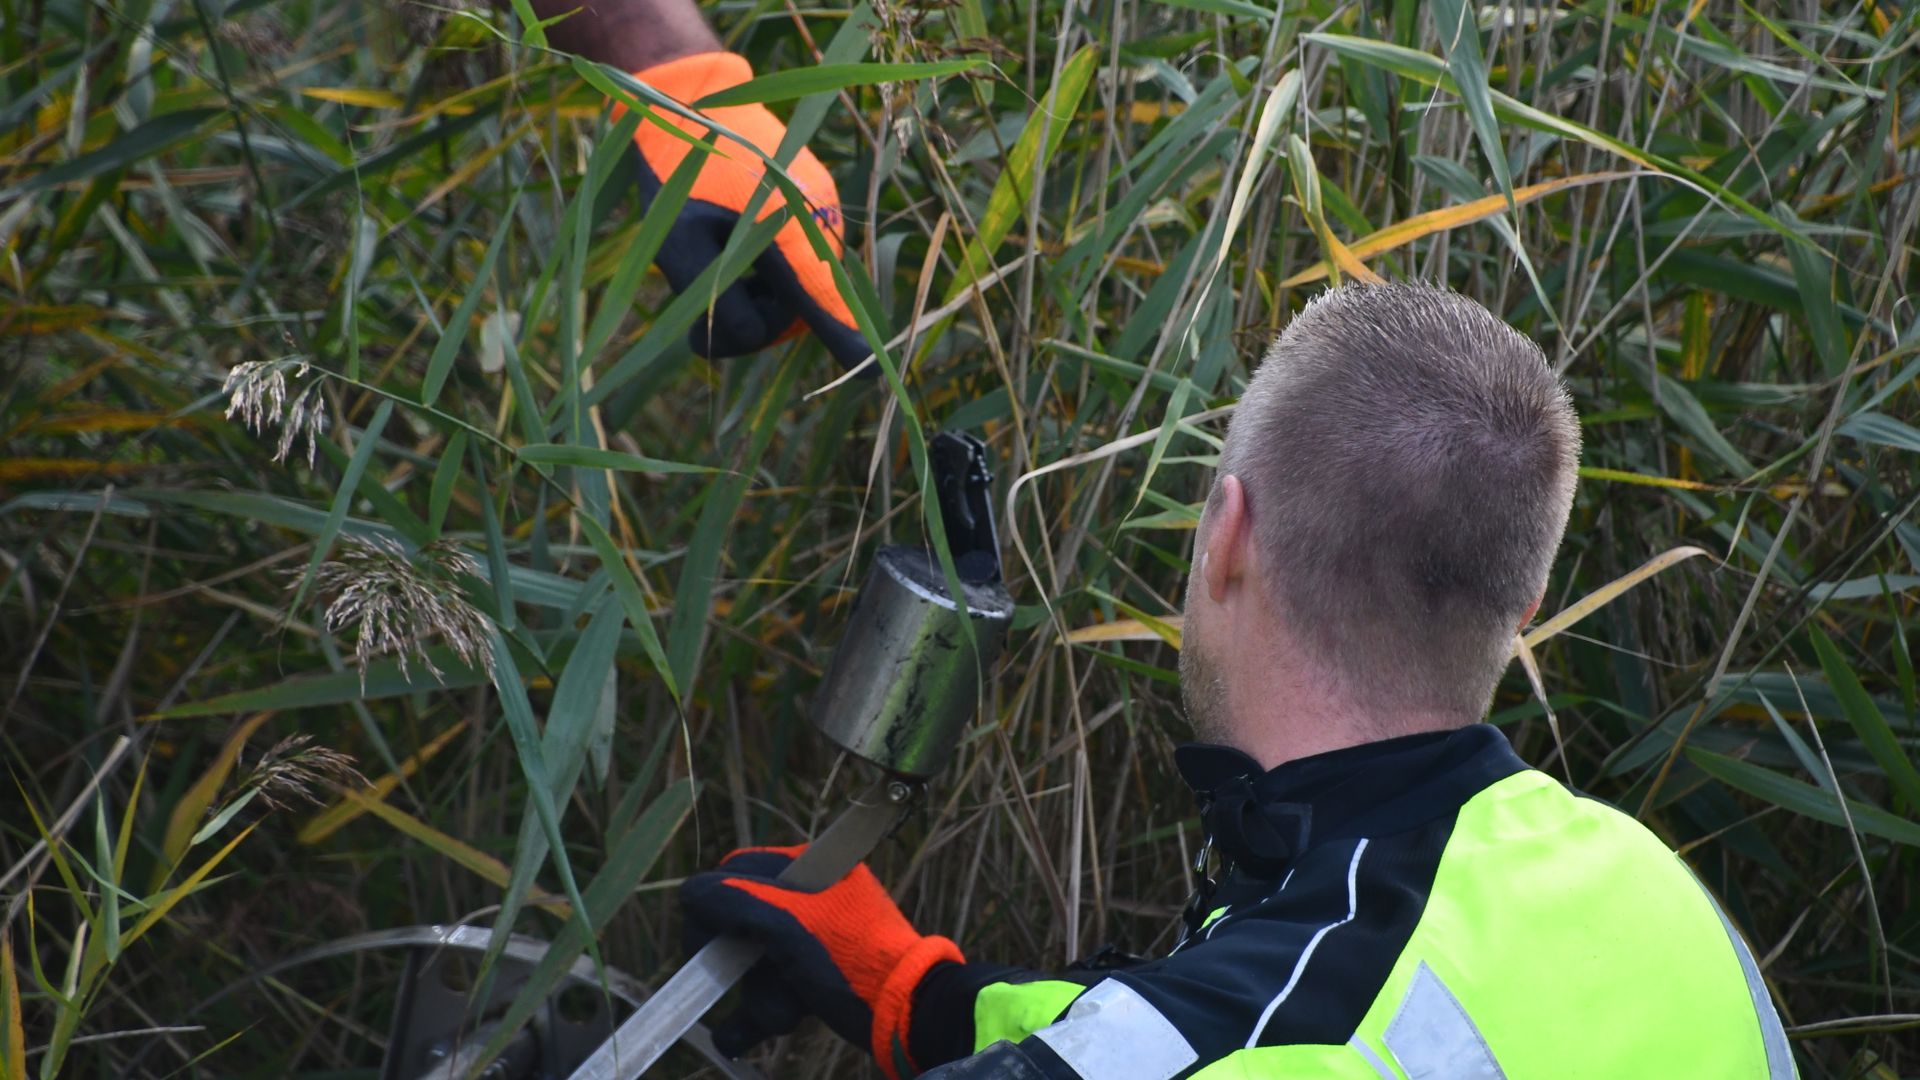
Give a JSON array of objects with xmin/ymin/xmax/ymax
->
[{"xmin": 4, "ymin": 0, "xmax": 1918, "ymax": 1075}]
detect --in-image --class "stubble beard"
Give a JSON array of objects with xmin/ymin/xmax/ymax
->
[{"xmin": 1179, "ymin": 594, "xmax": 1231, "ymax": 745}]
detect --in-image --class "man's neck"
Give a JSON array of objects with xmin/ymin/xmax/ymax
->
[
  {"xmin": 1225, "ymin": 706, "xmax": 1469, "ymax": 771},
  {"xmin": 1210, "ymin": 631, "xmax": 1470, "ymax": 770}
]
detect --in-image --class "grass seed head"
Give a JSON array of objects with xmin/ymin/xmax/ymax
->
[
  {"xmin": 222, "ymin": 358, "xmax": 330, "ymax": 468},
  {"xmin": 234, "ymin": 734, "xmax": 366, "ymax": 811},
  {"xmin": 304, "ymin": 536, "xmax": 493, "ymax": 688}
]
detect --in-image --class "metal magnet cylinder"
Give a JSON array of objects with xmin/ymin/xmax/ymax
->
[{"xmin": 810, "ymin": 546, "xmax": 1015, "ymax": 778}]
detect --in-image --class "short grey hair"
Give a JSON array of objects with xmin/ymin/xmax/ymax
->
[{"xmin": 1215, "ymin": 281, "xmax": 1580, "ymax": 721}]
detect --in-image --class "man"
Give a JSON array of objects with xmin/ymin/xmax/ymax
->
[
  {"xmin": 678, "ymin": 284, "xmax": 1795, "ymax": 1078},
  {"xmin": 520, "ymin": 6, "xmax": 1790, "ymax": 1074}
]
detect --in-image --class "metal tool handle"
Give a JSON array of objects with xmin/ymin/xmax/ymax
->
[{"xmin": 564, "ymin": 790, "xmax": 909, "ymax": 1080}]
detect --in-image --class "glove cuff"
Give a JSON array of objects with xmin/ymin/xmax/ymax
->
[
  {"xmin": 870, "ymin": 934, "xmax": 965, "ymax": 1080},
  {"xmin": 631, "ymin": 51, "xmax": 753, "ymax": 101}
]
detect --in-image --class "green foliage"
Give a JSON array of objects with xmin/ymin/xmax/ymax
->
[{"xmin": 2, "ymin": 0, "xmax": 1918, "ymax": 1075}]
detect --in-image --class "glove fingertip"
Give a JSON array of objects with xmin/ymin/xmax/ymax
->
[
  {"xmin": 769, "ymin": 253, "xmax": 878, "ymax": 372},
  {"xmin": 721, "ymin": 842, "xmax": 806, "ymax": 861},
  {"xmin": 713, "ymin": 848, "xmax": 799, "ymax": 879},
  {"xmin": 709, "ymin": 1013, "xmax": 762, "ymax": 1060},
  {"xmin": 707, "ymin": 972, "xmax": 808, "ymax": 1059},
  {"xmin": 809, "ymin": 315, "xmax": 878, "ymax": 373}
]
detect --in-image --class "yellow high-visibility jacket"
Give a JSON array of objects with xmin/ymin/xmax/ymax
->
[{"xmin": 906, "ymin": 724, "xmax": 1791, "ymax": 1079}]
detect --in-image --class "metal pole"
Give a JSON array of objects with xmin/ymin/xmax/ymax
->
[{"xmin": 562, "ymin": 785, "xmax": 911, "ymax": 1080}]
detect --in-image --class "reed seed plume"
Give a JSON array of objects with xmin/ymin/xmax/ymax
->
[
  {"xmin": 232, "ymin": 735, "xmax": 367, "ymax": 812},
  {"xmin": 303, "ymin": 536, "xmax": 494, "ymax": 687},
  {"xmin": 222, "ymin": 358, "xmax": 330, "ymax": 468}
]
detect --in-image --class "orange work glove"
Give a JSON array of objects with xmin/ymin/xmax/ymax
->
[
  {"xmin": 617, "ymin": 52, "xmax": 869, "ymax": 368},
  {"xmin": 679, "ymin": 844, "xmax": 964, "ymax": 1078}
]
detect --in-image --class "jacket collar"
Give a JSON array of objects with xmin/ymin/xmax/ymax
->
[{"xmin": 1174, "ymin": 724, "xmax": 1527, "ymax": 877}]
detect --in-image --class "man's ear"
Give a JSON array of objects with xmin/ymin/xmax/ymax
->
[
  {"xmin": 1203, "ymin": 474, "xmax": 1248, "ymax": 603},
  {"xmin": 1517, "ymin": 590, "xmax": 1545, "ymax": 631}
]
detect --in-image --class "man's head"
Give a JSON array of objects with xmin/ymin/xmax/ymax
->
[{"xmin": 1180, "ymin": 282, "xmax": 1579, "ymax": 761}]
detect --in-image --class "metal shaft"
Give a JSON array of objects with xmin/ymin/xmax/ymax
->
[{"xmin": 564, "ymin": 790, "xmax": 908, "ymax": 1080}]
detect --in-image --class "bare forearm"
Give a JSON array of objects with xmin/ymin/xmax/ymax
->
[{"xmin": 526, "ymin": 0, "xmax": 720, "ymax": 70}]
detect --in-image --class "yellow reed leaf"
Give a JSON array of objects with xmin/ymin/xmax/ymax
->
[
  {"xmin": 156, "ymin": 712, "xmax": 274, "ymax": 884},
  {"xmin": 1, "ymin": 304, "xmax": 107, "ymax": 333},
  {"xmin": 1578, "ymin": 466, "xmax": 1716, "ymax": 492},
  {"xmin": 339, "ymin": 789, "xmax": 569, "ymax": 916},
  {"xmin": 1066, "ymin": 615, "xmax": 1185, "ymax": 649},
  {"xmin": 1282, "ymin": 171, "xmax": 1641, "ymax": 287},
  {"xmin": 29, "ymin": 409, "xmax": 189, "ymax": 435},
  {"xmin": 36, "ymin": 357, "xmax": 122, "ymax": 403},
  {"xmin": 298, "ymin": 718, "xmax": 469, "ymax": 844},
  {"xmin": 1512, "ymin": 631, "xmax": 1569, "ymax": 778},
  {"xmin": 1070, "ymin": 546, "xmax": 1707, "ymax": 659},
  {"xmin": 124, "ymin": 823, "xmax": 257, "ymax": 952},
  {"xmin": 301, "ymin": 87, "xmax": 406, "ymax": 108},
  {"xmin": 1, "ymin": 930, "xmax": 23, "ymax": 1080},
  {"xmin": 1078, "ymin": 101, "xmax": 1187, "ymax": 124},
  {"xmin": 410, "ymin": 118, "xmax": 536, "ymax": 219},
  {"xmin": 0, "ymin": 458, "xmax": 148, "ymax": 483},
  {"xmin": 1523, "ymin": 545, "xmax": 1715, "ymax": 648},
  {"xmin": 1327, "ymin": 231, "xmax": 1384, "ymax": 284}
]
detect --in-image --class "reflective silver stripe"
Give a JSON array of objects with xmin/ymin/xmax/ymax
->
[
  {"xmin": 1702, "ymin": 887, "xmax": 1795, "ymax": 1078},
  {"xmin": 1245, "ymin": 838, "xmax": 1370, "ymax": 1047},
  {"xmin": 1032, "ymin": 979, "xmax": 1198, "ymax": 1080},
  {"xmin": 1348, "ymin": 1035, "xmax": 1397, "ymax": 1080},
  {"xmin": 1382, "ymin": 962, "xmax": 1505, "ymax": 1080}
]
